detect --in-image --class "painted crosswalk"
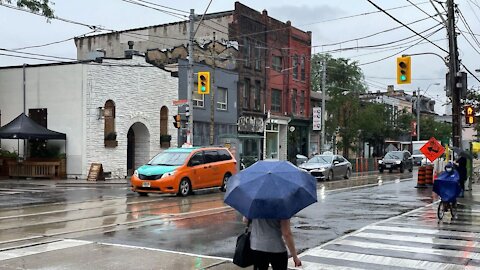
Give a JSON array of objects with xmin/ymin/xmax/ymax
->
[{"xmin": 297, "ymin": 201, "xmax": 480, "ymax": 270}]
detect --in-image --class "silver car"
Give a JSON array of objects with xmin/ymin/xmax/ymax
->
[{"xmin": 299, "ymin": 154, "xmax": 352, "ymax": 181}]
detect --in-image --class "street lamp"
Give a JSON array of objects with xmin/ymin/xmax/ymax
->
[{"xmin": 416, "ymin": 83, "xmax": 440, "ymax": 140}]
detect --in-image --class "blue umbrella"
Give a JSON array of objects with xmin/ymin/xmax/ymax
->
[{"xmin": 224, "ymin": 160, "xmax": 317, "ymax": 219}]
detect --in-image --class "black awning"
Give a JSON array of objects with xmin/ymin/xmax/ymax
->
[{"xmin": 0, "ymin": 113, "xmax": 66, "ymax": 140}]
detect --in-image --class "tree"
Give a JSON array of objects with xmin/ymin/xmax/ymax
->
[
  {"xmin": 311, "ymin": 53, "xmax": 367, "ymax": 158},
  {"xmin": 2, "ymin": 0, "xmax": 54, "ymax": 18},
  {"xmin": 419, "ymin": 115, "xmax": 451, "ymax": 142}
]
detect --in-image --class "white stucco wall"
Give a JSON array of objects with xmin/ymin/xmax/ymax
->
[
  {"xmin": 85, "ymin": 55, "xmax": 178, "ymax": 178},
  {"xmin": 0, "ymin": 56, "xmax": 178, "ymax": 179},
  {"xmin": 0, "ymin": 64, "xmax": 85, "ymax": 175}
]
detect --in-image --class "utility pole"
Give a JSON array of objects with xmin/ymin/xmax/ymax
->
[
  {"xmin": 447, "ymin": 0, "xmax": 461, "ymax": 148},
  {"xmin": 187, "ymin": 9, "xmax": 195, "ymax": 145},
  {"xmin": 320, "ymin": 58, "xmax": 327, "ymax": 153},
  {"xmin": 416, "ymin": 88, "xmax": 420, "ymax": 141},
  {"xmin": 209, "ymin": 32, "xmax": 216, "ymax": 145}
]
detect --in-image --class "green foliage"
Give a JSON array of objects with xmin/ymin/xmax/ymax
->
[
  {"xmin": 0, "ymin": 149, "xmax": 18, "ymax": 158},
  {"xmin": 3, "ymin": 0, "xmax": 54, "ymax": 18},
  {"xmin": 419, "ymin": 115, "xmax": 451, "ymax": 141},
  {"xmin": 311, "ymin": 53, "xmax": 367, "ymax": 157},
  {"xmin": 29, "ymin": 143, "xmax": 61, "ymax": 158},
  {"xmin": 104, "ymin": 132, "xmax": 117, "ymax": 141},
  {"xmin": 160, "ymin": 134, "xmax": 172, "ymax": 142}
]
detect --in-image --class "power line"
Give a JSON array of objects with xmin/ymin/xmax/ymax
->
[
  {"xmin": 119, "ymin": 0, "xmax": 187, "ymax": 18},
  {"xmin": 366, "ymin": 0, "xmax": 448, "ymax": 53},
  {"xmin": 194, "ymin": 0, "xmax": 214, "ymax": 38},
  {"xmin": 134, "ymin": 0, "xmax": 189, "ymax": 14}
]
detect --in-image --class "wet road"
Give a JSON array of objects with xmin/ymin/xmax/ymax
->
[{"xmin": 0, "ymin": 171, "xmax": 437, "ymax": 268}]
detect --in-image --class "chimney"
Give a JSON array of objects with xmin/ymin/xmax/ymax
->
[
  {"xmin": 125, "ymin": 41, "xmax": 138, "ymax": 58},
  {"xmin": 387, "ymin": 85, "xmax": 394, "ymax": 93}
]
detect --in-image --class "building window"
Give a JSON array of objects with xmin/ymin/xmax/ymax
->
[
  {"xmin": 300, "ymin": 56, "xmax": 306, "ymax": 81},
  {"xmin": 160, "ymin": 106, "xmax": 168, "ymax": 136},
  {"xmin": 193, "ymin": 90, "xmax": 204, "ymax": 108},
  {"xmin": 271, "ymin": 89, "xmax": 282, "ymax": 112},
  {"xmin": 300, "ymin": 91, "xmax": 305, "ymax": 115},
  {"xmin": 254, "ymin": 81, "xmax": 261, "ymax": 111},
  {"xmin": 243, "ymin": 79, "xmax": 251, "ymax": 109},
  {"xmin": 217, "ymin": 87, "xmax": 227, "ymax": 110},
  {"xmin": 255, "ymin": 43, "xmax": 261, "ymax": 70},
  {"xmin": 272, "ymin": 55, "xmax": 282, "ymax": 72},
  {"xmin": 104, "ymin": 100, "xmax": 116, "ymax": 139},
  {"xmin": 244, "ymin": 38, "xmax": 250, "ymax": 67},
  {"xmin": 292, "ymin": 55, "xmax": 298, "ymax": 79},
  {"xmin": 291, "ymin": 89, "xmax": 297, "ymax": 115}
]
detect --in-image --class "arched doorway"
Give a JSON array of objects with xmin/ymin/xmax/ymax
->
[{"xmin": 127, "ymin": 122, "xmax": 150, "ymax": 176}]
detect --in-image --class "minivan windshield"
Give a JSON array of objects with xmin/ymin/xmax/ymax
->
[
  {"xmin": 307, "ymin": 155, "xmax": 333, "ymax": 164},
  {"xmin": 148, "ymin": 152, "xmax": 191, "ymax": 166}
]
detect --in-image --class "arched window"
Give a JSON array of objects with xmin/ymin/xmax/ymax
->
[
  {"xmin": 104, "ymin": 100, "xmax": 116, "ymax": 143},
  {"xmin": 160, "ymin": 106, "xmax": 168, "ymax": 136}
]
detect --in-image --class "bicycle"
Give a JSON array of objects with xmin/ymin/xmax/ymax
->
[
  {"xmin": 433, "ymin": 163, "xmax": 462, "ymax": 222},
  {"xmin": 437, "ymin": 200, "xmax": 457, "ymax": 220}
]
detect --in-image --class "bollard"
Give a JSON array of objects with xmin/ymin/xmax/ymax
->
[
  {"xmin": 425, "ymin": 165, "xmax": 434, "ymax": 185},
  {"xmin": 415, "ymin": 166, "xmax": 427, "ymax": 188}
]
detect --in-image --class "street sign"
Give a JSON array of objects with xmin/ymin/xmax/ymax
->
[
  {"xmin": 173, "ymin": 99, "xmax": 188, "ymax": 106},
  {"xmin": 420, "ymin": 137, "xmax": 445, "ymax": 162},
  {"xmin": 312, "ymin": 107, "xmax": 321, "ymax": 131}
]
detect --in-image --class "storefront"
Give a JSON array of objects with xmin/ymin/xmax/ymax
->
[{"xmin": 238, "ymin": 115, "xmax": 265, "ymax": 168}]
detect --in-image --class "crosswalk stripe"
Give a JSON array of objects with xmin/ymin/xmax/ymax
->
[
  {"xmin": 298, "ymin": 199, "xmax": 480, "ymax": 270},
  {"xmin": 336, "ymin": 239, "xmax": 480, "ymax": 260},
  {"xmin": 0, "ymin": 239, "xmax": 91, "ymax": 261},
  {"xmin": 301, "ymin": 249, "xmax": 466, "ymax": 270}
]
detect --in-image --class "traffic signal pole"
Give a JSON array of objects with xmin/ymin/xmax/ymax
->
[
  {"xmin": 447, "ymin": 0, "xmax": 461, "ymax": 148},
  {"xmin": 187, "ymin": 9, "xmax": 195, "ymax": 145}
]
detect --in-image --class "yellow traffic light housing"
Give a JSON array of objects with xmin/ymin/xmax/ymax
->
[
  {"xmin": 173, "ymin": 114, "xmax": 181, "ymax": 129},
  {"xmin": 396, "ymin": 56, "xmax": 411, "ymax": 84},
  {"xmin": 465, "ymin": 105, "xmax": 475, "ymax": 125},
  {"xmin": 197, "ymin": 71, "xmax": 210, "ymax": 94}
]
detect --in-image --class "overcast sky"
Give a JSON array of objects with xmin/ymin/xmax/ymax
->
[{"xmin": 2, "ymin": 0, "xmax": 480, "ymax": 115}]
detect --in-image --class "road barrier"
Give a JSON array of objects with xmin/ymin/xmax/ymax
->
[
  {"xmin": 415, "ymin": 166, "xmax": 427, "ymax": 188},
  {"xmin": 425, "ymin": 165, "xmax": 434, "ymax": 185}
]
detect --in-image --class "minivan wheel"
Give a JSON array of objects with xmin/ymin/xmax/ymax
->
[
  {"xmin": 344, "ymin": 169, "xmax": 351, "ymax": 179},
  {"xmin": 220, "ymin": 173, "xmax": 231, "ymax": 192},
  {"xmin": 138, "ymin": 192, "xmax": 148, "ymax": 196},
  {"xmin": 399, "ymin": 165, "xmax": 404, "ymax": 173},
  {"xmin": 177, "ymin": 178, "xmax": 191, "ymax": 197}
]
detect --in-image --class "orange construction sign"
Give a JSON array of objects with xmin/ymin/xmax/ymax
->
[{"xmin": 420, "ymin": 137, "xmax": 445, "ymax": 162}]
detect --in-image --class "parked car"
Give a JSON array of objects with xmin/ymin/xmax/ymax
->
[
  {"xmin": 131, "ymin": 147, "xmax": 237, "ymax": 196},
  {"xmin": 411, "ymin": 149, "xmax": 426, "ymax": 166},
  {"xmin": 298, "ymin": 154, "xmax": 352, "ymax": 181},
  {"xmin": 378, "ymin": 151, "xmax": 413, "ymax": 173}
]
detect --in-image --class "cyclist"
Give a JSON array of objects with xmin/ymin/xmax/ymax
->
[{"xmin": 433, "ymin": 162, "xmax": 462, "ymax": 220}]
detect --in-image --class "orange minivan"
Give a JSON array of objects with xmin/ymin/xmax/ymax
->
[{"xmin": 131, "ymin": 147, "xmax": 237, "ymax": 196}]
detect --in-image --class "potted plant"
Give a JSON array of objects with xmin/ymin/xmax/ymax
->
[
  {"xmin": 104, "ymin": 131, "xmax": 118, "ymax": 147},
  {"xmin": 160, "ymin": 134, "xmax": 171, "ymax": 148},
  {"xmin": 0, "ymin": 150, "xmax": 18, "ymax": 176}
]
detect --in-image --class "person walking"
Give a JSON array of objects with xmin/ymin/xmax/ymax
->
[
  {"xmin": 455, "ymin": 155, "xmax": 467, "ymax": 197},
  {"xmin": 244, "ymin": 217, "xmax": 301, "ymax": 270}
]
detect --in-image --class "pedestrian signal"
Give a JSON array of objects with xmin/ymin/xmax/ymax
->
[
  {"xmin": 465, "ymin": 105, "xmax": 475, "ymax": 125},
  {"xmin": 198, "ymin": 71, "xmax": 210, "ymax": 94},
  {"xmin": 173, "ymin": 114, "xmax": 181, "ymax": 129},
  {"xmin": 396, "ymin": 56, "xmax": 411, "ymax": 84}
]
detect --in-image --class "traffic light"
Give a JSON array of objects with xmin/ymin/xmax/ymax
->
[
  {"xmin": 173, "ymin": 114, "xmax": 181, "ymax": 129},
  {"xmin": 197, "ymin": 71, "xmax": 210, "ymax": 94},
  {"xmin": 465, "ymin": 105, "xmax": 475, "ymax": 125},
  {"xmin": 396, "ymin": 56, "xmax": 411, "ymax": 84}
]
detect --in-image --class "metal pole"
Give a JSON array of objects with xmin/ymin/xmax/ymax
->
[
  {"xmin": 210, "ymin": 32, "xmax": 216, "ymax": 145},
  {"xmin": 447, "ymin": 0, "xmax": 461, "ymax": 148},
  {"xmin": 417, "ymin": 88, "xmax": 420, "ymax": 141},
  {"xmin": 320, "ymin": 58, "xmax": 327, "ymax": 153},
  {"xmin": 187, "ymin": 9, "xmax": 195, "ymax": 145}
]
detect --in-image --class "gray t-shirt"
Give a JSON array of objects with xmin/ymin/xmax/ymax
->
[{"xmin": 250, "ymin": 219, "xmax": 287, "ymax": 253}]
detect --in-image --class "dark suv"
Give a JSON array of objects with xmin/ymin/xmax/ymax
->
[{"xmin": 378, "ymin": 151, "xmax": 413, "ymax": 173}]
